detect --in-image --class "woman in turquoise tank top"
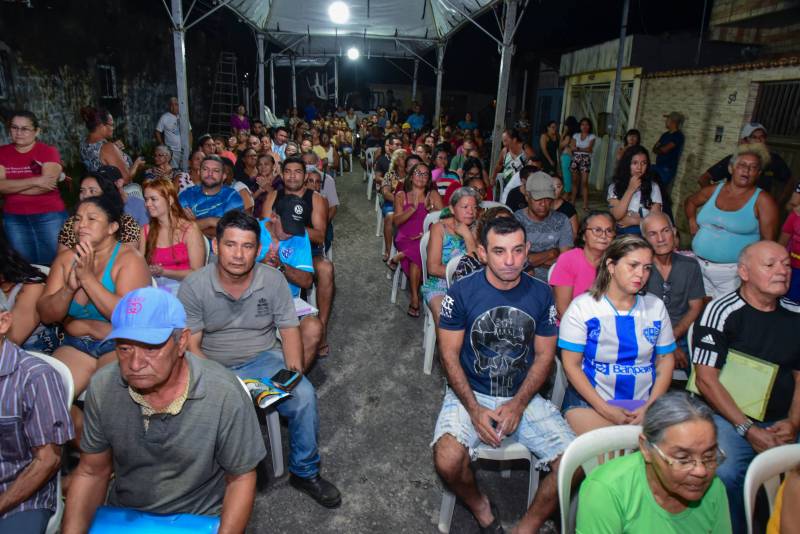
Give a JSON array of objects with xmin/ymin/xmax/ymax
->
[
  {"xmin": 685, "ymin": 144, "xmax": 778, "ymax": 299},
  {"xmin": 422, "ymin": 187, "xmax": 481, "ymax": 326},
  {"xmin": 37, "ymin": 195, "xmax": 151, "ymax": 410}
]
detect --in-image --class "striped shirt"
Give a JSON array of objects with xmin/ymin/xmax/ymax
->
[
  {"xmin": 558, "ymin": 293, "xmax": 676, "ymax": 402},
  {"xmin": 0, "ymin": 341, "xmax": 74, "ymax": 518},
  {"xmin": 691, "ymin": 290, "xmax": 800, "ymax": 421}
]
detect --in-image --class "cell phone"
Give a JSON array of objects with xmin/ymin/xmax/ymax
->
[{"xmin": 271, "ymin": 369, "xmax": 301, "ymax": 391}]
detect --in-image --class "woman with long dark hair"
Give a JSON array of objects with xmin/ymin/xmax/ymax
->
[
  {"xmin": 570, "ymin": 117, "xmax": 596, "ymax": 210},
  {"xmin": 608, "ymin": 146, "xmax": 663, "ymax": 235},
  {"xmin": 0, "ymin": 110, "xmax": 67, "ymax": 264},
  {"xmin": 391, "ymin": 162, "xmax": 443, "ymax": 317},
  {"xmin": 539, "ymin": 120, "xmax": 560, "ymax": 176},
  {"xmin": 0, "ymin": 226, "xmax": 57, "ymax": 352}
]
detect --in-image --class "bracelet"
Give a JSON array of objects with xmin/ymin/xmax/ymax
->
[{"xmin": 735, "ymin": 419, "xmax": 754, "ymax": 438}]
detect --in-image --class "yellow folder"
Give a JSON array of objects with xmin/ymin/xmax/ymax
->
[{"xmin": 687, "ymin": 349, "xmax": 779, "ymax": 421}]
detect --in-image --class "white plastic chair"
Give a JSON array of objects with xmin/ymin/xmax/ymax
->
[
  {"xmin": 557, "ymin": 425, "xmax": 642, "ymax": 534},
  {"xmin": 744, "ymin": 444, "xmax": 800, "ymax": 534},
  {"xmin": 420, "ymin": 232, "xmax": 436, "ymax": 375},
  {"xmin": 423, "ymin": 210, "xmax": 443, "ymax": 235},
  {"xmin": 123, "ymin": 183, "xmax": 144, "ymax": 200},
  {"xmin": 203, "ymin": 237, "xmax": 211, "ymax": 265},
  {"xmin": 375, "ymin": 196, "xmax": 384, "ymax": 237},
  {"xmin": 673, "ymin": 322, "xmax": 693, "ymax": 382},
  {"xmin": 546, "ymin": 263, "xmax": 556, "ymax": 284},
  {"xmin": 32, "ymin": 264, "xmax": 51, "ymax": 276},
  {"xmin": 389, "ymin": 244, "xmax": 408, "ymax": 304},
  {"xmin": 479, "ymin": 200, "xmax": 508, "ymax": 210},
  {"xmin": 445, "ymin": 254, "xmax": 463, "ymax": 287},
  {"xmin": 29, "ymin": 352, "xmax": 74, "ymax": 534},
  {"xmin": 235, "ymin": 377, "xmax": 285, "ymax": 478}
]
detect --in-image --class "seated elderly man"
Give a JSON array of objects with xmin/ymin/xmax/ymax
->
[
  {"xmin": 259, "ymin": 195, "xmax": 321, "ymax": 371},
  {"xmin": 178, "ymin": 211, "xmax": 341, "ymax": 508},
  {"xmin": 62, "ymin": 287, "xmax": 265, "ymax": 534},
  {"xmin": 691, "ymin": 240, "xmax": 800, "ymax": 534},
  {"xmin": 0, "ymin": 301, "xmax": 74, "ymax": 534},
  {"xmin": 641, "ymin": 212, "xmax": 705, "ymax": 370},
  {"xmin": 433, "ymin": 217, "xmax": 574, "ymax": 534}
]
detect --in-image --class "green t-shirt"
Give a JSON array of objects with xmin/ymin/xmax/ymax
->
[{"xmin": 576, "ymin": 452, "xmax": 731, "ymax": 534}]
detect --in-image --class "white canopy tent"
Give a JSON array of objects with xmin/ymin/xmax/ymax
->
[{"xmin": 162, "ymin": 0, "xmax": 530, "ymax": 169}]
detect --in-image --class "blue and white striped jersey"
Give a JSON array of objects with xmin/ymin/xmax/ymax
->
[{"xmin": 558, "ymin": 293, "xmax": 676, "ymax": 402}]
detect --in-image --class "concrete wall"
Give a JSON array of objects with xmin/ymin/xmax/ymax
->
[{"xmin": 635, "ymin": 62, "xmax": 800, "ymax": 232}]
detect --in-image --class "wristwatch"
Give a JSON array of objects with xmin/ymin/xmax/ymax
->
[
  {"xmin": 735, "ymin": 419, "xmax": 754, "ymax": 437},
  {"xmin": 277, "ymin": 262, "xmax": 286, "ymax": 274}
]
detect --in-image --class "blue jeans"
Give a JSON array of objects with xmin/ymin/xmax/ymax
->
[
  {"xmin": 0, "ymin": 508, "xmax": 51, "ymax": 534},
  {"xmin": 3, "ymin": 211, "xmax": 67, "ymax": 265},
  {"xmin": 713, "ymin": 414, "xmax": 799, "ymax": 534},
  {"xmin": 230, "ymin": 348, "xmax": 320, "ymax": 478}
]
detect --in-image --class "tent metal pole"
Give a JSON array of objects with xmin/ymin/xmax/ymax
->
[
  {"xmin": 434, "ymin": 43, "xmax": 445, "ymax": 131},
  {"xmin": 334, "ymin": 57, "xmax": 339, "ymax": 108},
  {"xmin": 269, "ymin": 57, "xmax": 276, "ymax": 113},
  {"xmin": 256, "ymin": 32, "xmax": 266, "ymax": 122},
  {"xmin": 411, "ymin": 60, "xmax": 419, "ymax": 103},
  {"xmin": 291, "ymin": 56, "xmax": 297, "ymax": 109},
  {"xmin": 604, "ymin": 0, "xmax": 630, "ymax": 187},
  {"xmin": 489, "ymin": 0, "xmax": 518, "ymax": 175},
  {"xmin": 170, "ymin": 0, "xmax": 191, "ymax": 170},
  {"xmin": 521, "ymin": 68, "xmax": 528, "ymax": 113}
]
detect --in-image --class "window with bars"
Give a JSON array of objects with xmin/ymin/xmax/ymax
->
[
  {"xmin": 97, "ymin": 64, "xmax": 117, "ymax": 99},
  {"xmin": 752, "ymin": 80, "xmax": 800, "ymax": 137}
]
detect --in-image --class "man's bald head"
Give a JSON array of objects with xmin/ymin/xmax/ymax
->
[{"xmin": 737, "ymin": 240, "xmax": 791, "ymax": 299}]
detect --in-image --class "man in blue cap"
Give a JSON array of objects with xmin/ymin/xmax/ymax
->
[{"xmin": 62, "ymin": 287, "xmax": 265, "ymax": 534}]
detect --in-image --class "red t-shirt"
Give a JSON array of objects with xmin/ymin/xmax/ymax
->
[
  {"xmin": 0, "ymin": 142, "xmax": 64, "ymax": 214},
  {"xmin": 781, "ymin": 211, "xmax": 800, "ymax": 269}
]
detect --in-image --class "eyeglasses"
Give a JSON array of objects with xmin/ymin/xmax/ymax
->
[
  {"xmin": 661, "ymin": 281, "xmax": 672, "ymax": 305},
  {"xmin": 734, "ymin": 163, "xmax": 760, "ymax": 172},
  {"xmin": 649, "ymin": 442, "xmax": 726, "ymax": 472},
  {"xmin": 586, "ymin": 227, "xmax": 616, "ymax": 237},
  {"xmin": 413, "ymin": 170, "xmax": 430, "ymax": 177},
  {"xmin": 10, "ymin": 125, "xmax": 35, "ymax": 134}
]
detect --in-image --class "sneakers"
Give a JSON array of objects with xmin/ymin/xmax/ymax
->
[{"xmin": 289, "ymin": 473, "xmax": 342, "ymax": 508}]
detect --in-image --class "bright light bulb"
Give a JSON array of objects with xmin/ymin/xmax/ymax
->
[
  {"xmin": 346, "ymin": 47, "xmax": 360, "ymax": 60},
  {"xmin": 328, "ymin": 1, "xmax": 350, "ymax": 24}
]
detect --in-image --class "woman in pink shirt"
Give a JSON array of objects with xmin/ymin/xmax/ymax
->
[
  {"xmin": 550, "ymin": 210, "xmax": 616, "ymax": 317},
  {"xmin": 0, "ymin": 111, "xmax": 66, "ymax": 264},
  {"xmin": 139, "ymin": 178, "xmax": 206, "ymax": 293}
]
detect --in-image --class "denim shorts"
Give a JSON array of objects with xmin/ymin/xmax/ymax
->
[
  {"xmin": 431, "ymin": 387, "xmax": 575, "ymax": 469},
  {"xmin": 61, "ymin": 334, "xmax": 116, "ymax": 359},
  {"xmin": 561, "ymin": 385, "xmax": 592, "ymax": 414},
  {"xmin": 381, "ymin": 201, "xmax": 394, "ymax": 217}
]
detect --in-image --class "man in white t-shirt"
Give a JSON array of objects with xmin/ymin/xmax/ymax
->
[{"xmin": 155, "ymin": 97, "xmax": 191, "ymax": 168}]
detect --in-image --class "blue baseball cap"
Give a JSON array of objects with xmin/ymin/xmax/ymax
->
[{"xmin": 104, "ymin": 287, "xmax": 187, "ymax": 345}]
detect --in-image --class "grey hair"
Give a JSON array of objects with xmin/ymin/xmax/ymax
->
[
  {"xmin": 642, "ymin": 392, "xmax": 716, "ymax": 445},
  {"xmin": 729, "ymin": 142, "xmax": 771, "ymax": 172},
  {"xmin": 155, "ymin": 144, "xmax": 173, "ymax": 157},
  {"xmin": 171, "ymin": 328, "xmax": 184, "ymax": 343},
  {"xmin": 639, "ymin": 211, "xmax": 674, "ymax": 235},
  {"xmin": 449, "ymin": 186, "xmax": 482, "ymax": 209}
]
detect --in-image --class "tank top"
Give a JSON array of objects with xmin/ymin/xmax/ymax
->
[
  {"xmin": 80, "ymin": 139, "xmax": 132, "ymax": 172},
  {"xmin": 144, "ymin": 224, "xmax": 190, "ymax": 271},
  {"xmin": 67, "ymin": 242, "xmax": 121, "ymax": 322},
  {"xmin": 693, "ymin": 182, "xmax": 761, "ymax": 263}
]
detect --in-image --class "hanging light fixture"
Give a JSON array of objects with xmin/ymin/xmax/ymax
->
[
  {"xmin": 346, "ymin": 46, "xmax": 360, "ymax": 60},
  {"xmin": 328, "ymin": 2, "xmax": 350, "ymax": 24}
]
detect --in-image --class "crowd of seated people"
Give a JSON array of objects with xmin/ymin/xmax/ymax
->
[{"xmin": 1, "ymin": 96, "xmax": 799, "ymax": 534}]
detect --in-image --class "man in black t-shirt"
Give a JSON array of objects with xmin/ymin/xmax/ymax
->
[
  {"xmin": 698, "ymin": 123, "xmax": 793, "ymax": 202},
  {"xmin": 691, "ymin": 240, "xmax": 800, "ymax": 534}
]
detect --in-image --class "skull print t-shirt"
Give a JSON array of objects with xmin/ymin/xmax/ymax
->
[{"xmin": 439, "ymin": 269, "xmax": 558, "ymax": 397}]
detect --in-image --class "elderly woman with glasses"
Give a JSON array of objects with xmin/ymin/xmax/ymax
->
[
  {"xmin": 576, "ymin": 392, "xmax": 731, "ymax": 533},
  {"xmin": 422, "ymin": 187, "xmax": 481, "ymax": 326}
]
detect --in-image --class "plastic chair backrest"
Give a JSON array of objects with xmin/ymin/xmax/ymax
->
[
  {"xmin": 550, "ymin": 357, "xmax": 568, "ymax": 409},
  {"xmin": 547, "ymin": 263, "xmax": 556, "ymax": 284},
  {"xmin": 32, "ymin": 264, "xmax": 51, "ymax": 276},
  {"xmin": 558, "ymin": 425, "xmax": 641, "ymax": 534},
  {"xmin": 423, "ymin": 210, "xmax": 443, "ymax": 235},
  {"xmin": 445, "ymin": 254, "xmax": 463, "ymax": 287},
  {"xmin": 744, "ymin": 444, "xmax": 800, "ymax": 534},
  {"xmin": 203, "ymin": 237, "xmax": 211, "ymax": 265},
  {"xmin": 28, "ymin": 351, "xmax": 75, "ymax": 404},
  {"xmin": 480, "ymin": 200, "xmax": 508, "ymax": 210},
  {"xmin": 420, "ymin": 231, "xmax": 430, "ymax": 283},
  {"xmin": 123, "ymin": 183, "xmax": 144, "ymax": 200},
  {"xmin": 365, "ymin": 147, "xmax": 380, "ymax": 170}
]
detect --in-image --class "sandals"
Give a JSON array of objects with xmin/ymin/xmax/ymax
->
[
  {"xmin": 477, "ymin": 501, "xmax": 504, "ymax": 534},
  {"xmin": 407, "ymin": 304, "xmax": 420, "ymax": 318},
  {"xmin": 387, "ymin": 258, "xmax": 399, "ymax": 272},
  {"xmin": 317, "ymin": 344, "xmax": 330, "ymax": 359}
]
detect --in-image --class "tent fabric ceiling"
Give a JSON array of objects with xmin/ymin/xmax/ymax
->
[{"xmin": 223, "ymin": 0, "xmax": 500, "ymax": 57}]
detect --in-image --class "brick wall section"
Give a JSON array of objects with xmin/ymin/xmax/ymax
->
[{"xmin": 635, "ymin": 64, "xmax": 800, "ymax": 234}]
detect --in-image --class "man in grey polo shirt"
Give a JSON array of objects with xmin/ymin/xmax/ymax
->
[
  {"xmin": 62, "ymin": 287, "xmax": 264, "ymax": 534},
  {"xmin": 642, "ymin": 212, "xmax": 705, "ymax": 370},
  {"xmin": 177, "ymin": 211, "xmax": 341, "ymax": 508}
]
